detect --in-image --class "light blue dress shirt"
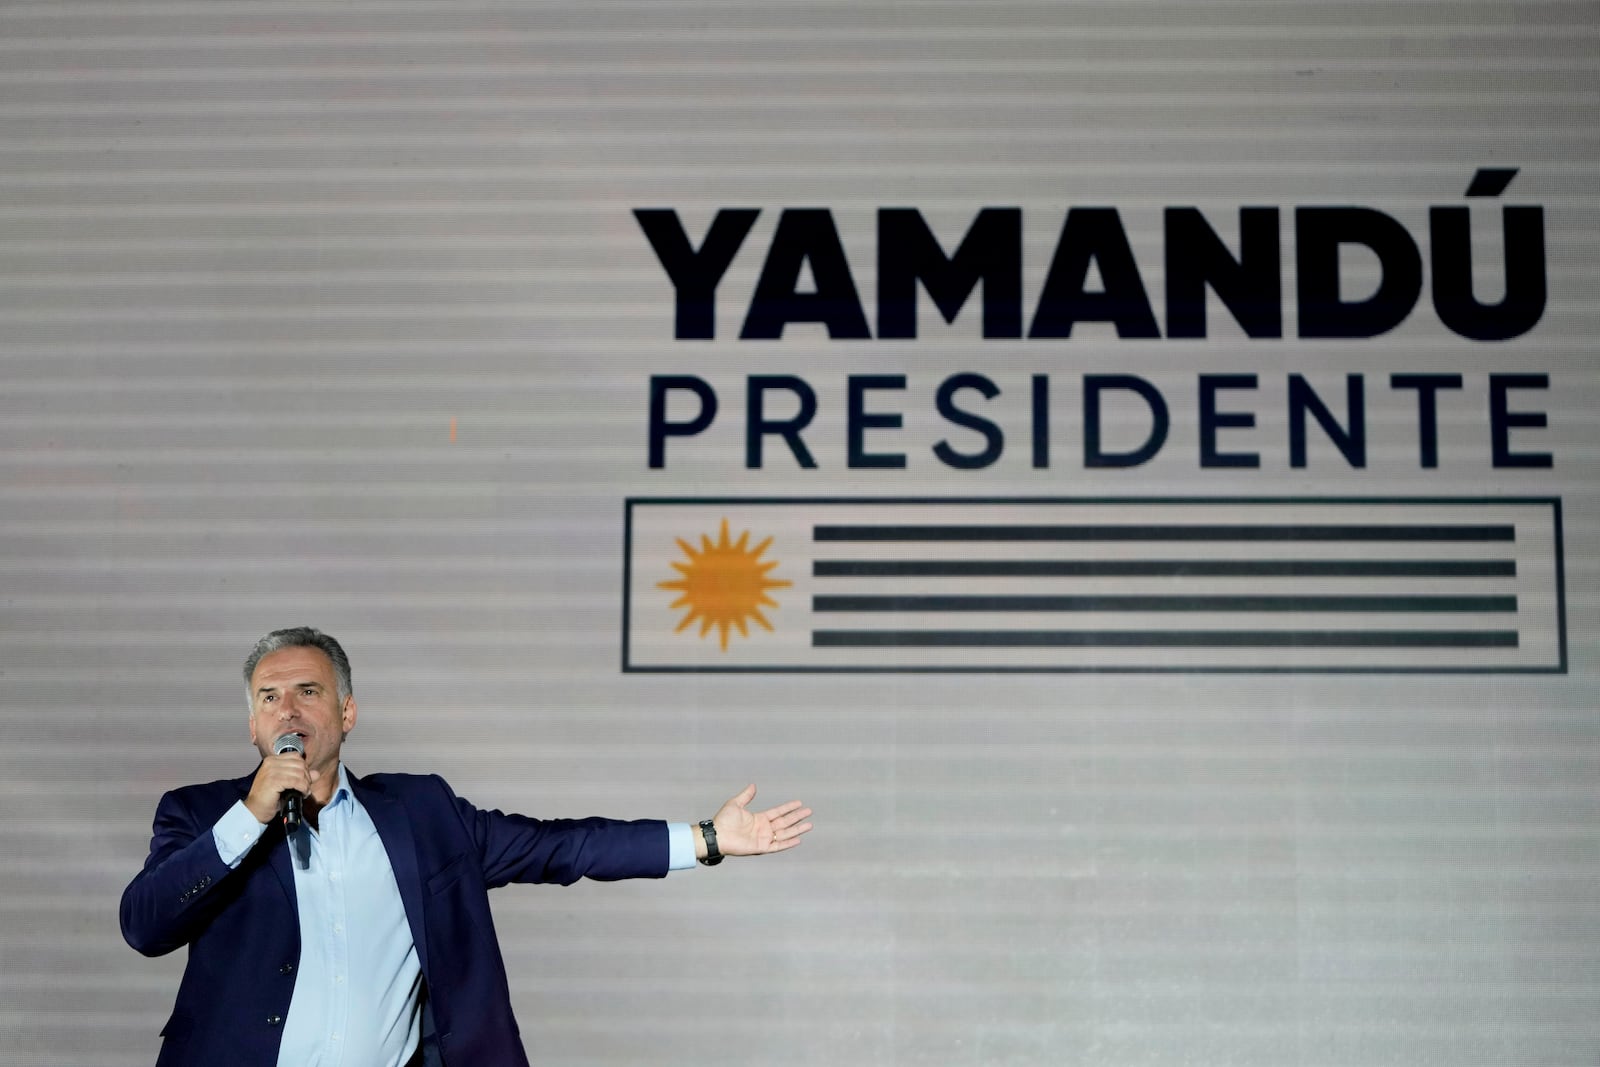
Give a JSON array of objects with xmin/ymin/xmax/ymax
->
[{"xmin": 214, "ymin": 764, "xmax": 695, "ymax": 1067}]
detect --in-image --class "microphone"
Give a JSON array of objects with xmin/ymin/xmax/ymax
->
[{"xmin": 272, "ymin": 733, "xmax": 305, "ymax": 832}]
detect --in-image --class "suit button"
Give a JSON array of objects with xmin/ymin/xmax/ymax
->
[
  {"xmin": 280, "ymin": 962, "xmax": 295, "ymax": 975},
  {"xmin": 266, "ymin": 1015, "xmax": 283, "ymax": 1027}
]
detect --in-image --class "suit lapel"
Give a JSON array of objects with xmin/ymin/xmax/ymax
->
[{"xmin": 351, "ymin": 769, "xmax": 431, "ymax": 977}]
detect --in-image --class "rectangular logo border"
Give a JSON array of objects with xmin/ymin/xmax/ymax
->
[{"xmin": 621, "ymin": 496, "xmax": 1567, "ymax": 675}]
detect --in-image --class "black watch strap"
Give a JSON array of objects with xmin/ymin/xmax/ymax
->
[{"xmin": 698, "ymin": 819, "xmax": 723, "ymax": 866}]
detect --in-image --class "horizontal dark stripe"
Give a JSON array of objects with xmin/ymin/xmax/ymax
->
[
  {"xmin": 814, "ymin": 559, "xmax": 1518, "ymax": 579},
  {"xmin": 813, "ymin": 630, "xmax": 1520, "ymax": 649},
  {"xmin": 814, "ymin": 524, "xmax": 1515, "ymax": 543},
  {"xmin": 813, "ymin": 595, "xmax": 1517, "ymax": 613}
]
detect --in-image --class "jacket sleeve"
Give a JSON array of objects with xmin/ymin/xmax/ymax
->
[
  {"xmin": 119, "ymin": 787, "xmax": 247, "ymax": 957},
  {"xmin": 432, "ymin": 777, "xmax": 671, "ymax": 888}
]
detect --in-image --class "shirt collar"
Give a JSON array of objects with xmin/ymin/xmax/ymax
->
[{"xmin": 325, "ymin": 762, "xmax": 354, "ymax": 811}]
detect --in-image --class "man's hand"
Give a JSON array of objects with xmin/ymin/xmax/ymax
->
[
  {"xmin": 705, "ymin": 784, "xmax": 812, "ymax": 858},
  {"xmin": 243, "ymin": 753, "xmax": 319, "ymax": 825}
]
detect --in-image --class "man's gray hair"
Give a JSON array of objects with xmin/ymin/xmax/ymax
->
[{"xmin": 243, "ymin": 626, "xmax": 353, "ymax": 704}]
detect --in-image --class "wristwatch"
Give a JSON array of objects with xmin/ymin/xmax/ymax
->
[{"xmin": 698, "ymin": 819, "xmax": 723, "ymax": 866}]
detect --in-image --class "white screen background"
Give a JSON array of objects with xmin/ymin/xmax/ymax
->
[{"xmin": 2, "ymin": 3, "xmax": 1597, "ymax": 1064}]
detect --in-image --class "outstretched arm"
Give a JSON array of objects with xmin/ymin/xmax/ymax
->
[{"xmin": 695, "ymin": 784, "xmax": 813, "ymax": 860}]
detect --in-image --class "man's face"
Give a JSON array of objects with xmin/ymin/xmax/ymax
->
[{"xmin": 247, "ymin": 646, "xmax": 357, "ymax": 775}]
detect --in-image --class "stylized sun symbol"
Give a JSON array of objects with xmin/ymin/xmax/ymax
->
[{"xmin": 659, "ymin": 518, "xmax": 791, "ymax": 650}]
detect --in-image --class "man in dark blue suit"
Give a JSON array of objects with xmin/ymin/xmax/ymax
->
[{"xmin": 121, "ymin": 627, "xmax": 813, "ymax": 1067}]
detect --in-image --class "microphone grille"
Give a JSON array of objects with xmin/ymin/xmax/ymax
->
[{"xmin": 273, "ymin": 733, "xmax": 305, "ymax": 757}]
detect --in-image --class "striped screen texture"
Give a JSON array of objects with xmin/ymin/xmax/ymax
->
[{"xmin": 2, "ymin": 3, "xmax": 1597, "ymax": 1065}]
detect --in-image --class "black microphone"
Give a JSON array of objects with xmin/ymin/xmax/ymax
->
[{"xmin": 272, "ymin": 733, "xmax": 305, "ymax": 832}]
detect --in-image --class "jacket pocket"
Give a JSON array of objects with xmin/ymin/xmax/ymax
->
[{"xmin": 425, "ymin": 852, "xmax": 471, "ymax": 896}]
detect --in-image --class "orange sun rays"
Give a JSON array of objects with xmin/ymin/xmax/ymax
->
[{"xmin": 659, "ymin": 519, "xmax": 791, "ymax": 650}]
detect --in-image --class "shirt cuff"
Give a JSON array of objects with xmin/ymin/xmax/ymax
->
[
  {"xmin": 666, "ymin": 822, "xmax": 696, "ymax": 871},
  {"xmin": 212, "ymin": 799, "xmax": 269, "ymax": 868}
]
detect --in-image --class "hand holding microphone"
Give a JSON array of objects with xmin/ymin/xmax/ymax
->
[
  {"xmin": 243, "ymin": 733, "xmax": 314, "ymax": 828},
  {"xmin": 273, "ymin": 733, "xmax": 305, "ymax": 832}
]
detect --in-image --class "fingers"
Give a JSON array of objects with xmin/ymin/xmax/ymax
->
[
  {"xmin": 766, "ymin": 817, "xmax": 813, "ymax": 851},
  {"xmin": 713, "ymin": 788, "xmax": 814, "ymax": 856},
  {"xmin": 244, "ymin": 754, "xmax": 314, "ymax": 823},
  {"xmin": 764, "ymin": 804, "xmax": 813, "ymax": 853},
  {"xmin": 759, "ymin": 800, "xmax": 810, "ymax": 824},
  {"xmin": 269, "ymin": 752, "xmax": 313, "ymax": 785}
]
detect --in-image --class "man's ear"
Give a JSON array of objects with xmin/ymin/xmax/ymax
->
[{"xmin": 342, "ymin": 696, "xmax": 358, "ymax": 738}]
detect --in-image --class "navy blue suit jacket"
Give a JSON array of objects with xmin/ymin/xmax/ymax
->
[{"xmin": 121, "ymin": 768, "xmax": 669, "ymax": 1067}]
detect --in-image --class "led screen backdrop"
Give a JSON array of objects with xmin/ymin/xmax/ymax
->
[{"xmin": 2, "ymin": 3, "xmax": 1597, "ymax": 1065}]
